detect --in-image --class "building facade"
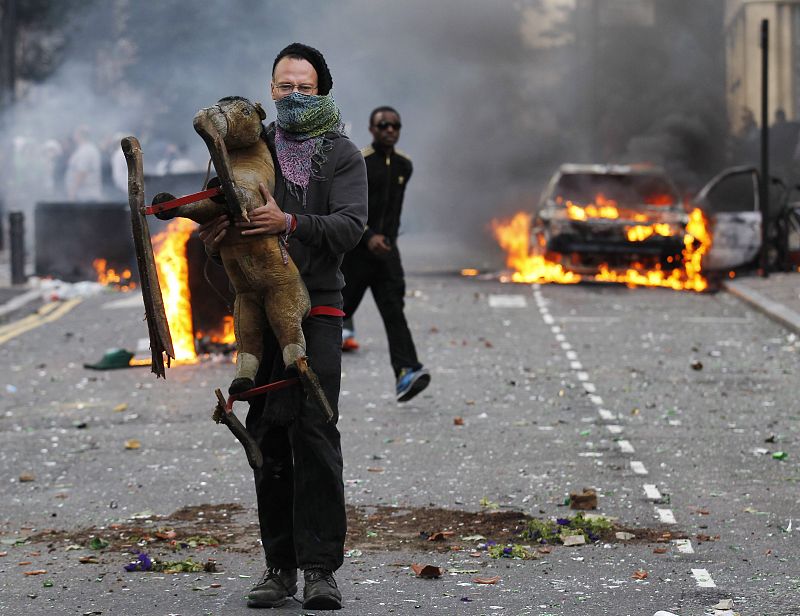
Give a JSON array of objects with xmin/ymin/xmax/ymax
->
[{"xmin": 726, "ymin": 0, "xmax": 800, "ymax": 132}]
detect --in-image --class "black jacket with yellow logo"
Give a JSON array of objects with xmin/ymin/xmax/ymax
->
[{"xmin": 360, "ymin": 143, "xmax": 412, "ymax": 245}]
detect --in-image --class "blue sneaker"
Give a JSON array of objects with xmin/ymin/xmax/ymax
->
[{"xmin": 396, "ymin": 367, "xmax": 431, "ymax": 402}]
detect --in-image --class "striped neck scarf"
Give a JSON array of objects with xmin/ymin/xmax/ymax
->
[{"xmin": 274, "ymin": 91, "xmax": 343, "ymax": 203}]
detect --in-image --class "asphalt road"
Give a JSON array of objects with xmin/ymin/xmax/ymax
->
[{"xmin": 0, "ymin": 272, "xmax": 798, "ymax": 616}]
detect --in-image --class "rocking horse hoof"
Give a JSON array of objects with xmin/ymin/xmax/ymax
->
[{"xmin": 228, "ymin": 377, "xmax": 255, "ymax": 395}]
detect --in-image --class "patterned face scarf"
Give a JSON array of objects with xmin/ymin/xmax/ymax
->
[{"xmin": 274, "ymin": 91, "xmax": 343, "ymax": 203}]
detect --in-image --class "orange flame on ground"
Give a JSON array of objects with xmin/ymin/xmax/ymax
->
[
  {"xmin": 152, "ymin": 219, "xmax": 198, "ymax": 363},
  {"xmin": 490, "ymin": 213, "xmax": 581, "ymax": 284},
  {"xmin": 92, "ymin": 258, "xmax": 136, "ymax": 292},
  {"xmin": 490, "ymin": 208, "xmax": 711, "ymax": 292}
]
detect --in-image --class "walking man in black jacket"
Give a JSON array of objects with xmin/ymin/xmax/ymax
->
[
  {"xmin": 198, "ymin": 43, "xmax": 367, "ymax": 610},
  {"xmin": 341, "ymin": 106, "xmax": 430, "ymax": 402}
]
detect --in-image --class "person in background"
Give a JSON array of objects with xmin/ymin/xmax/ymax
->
[
  {"xmin": 65, "ymin": 126, "xmax": 103, "ymax": 201},
  {"xmin": 340, "ymin": 106, "xmax": 431, "ymax": 403}
]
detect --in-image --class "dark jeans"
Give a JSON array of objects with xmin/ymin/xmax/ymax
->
[
  {"xmin": 245, "ymin": 309, "xmax": 346, "ymax": 572},
  {"xmin": 341, "ymin": 244, "xmax": 421, "ymax": 378}
]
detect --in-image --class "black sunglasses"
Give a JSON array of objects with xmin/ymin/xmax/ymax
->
[{"xmin": 374, "ymin": 121, "xmax": 401, "ymax": 131}]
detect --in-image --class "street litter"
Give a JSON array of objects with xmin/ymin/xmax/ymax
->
[
  {"xmin": 84, "ymin": 348, "xmax": 150, "ymax": 370},
  {"xmin": 23, "ymin": 570, "xmax": 48, "ymax": 576},
  {"xmin": 712, "ymin": 599, "xmax": 734, "ymax": 610},
  {"xmin": 88, "ymin": 537, "xmax": 109, "ymax": 550},
  {"xmin": 615, "ymin": 532, "xmax": 635, "ymax": 541},
  {"xmin": 124, "ymin": 439, "xmax": 141, "ymax": 450},
  {"xmin": 411, "ymin": 564, "xmax": 444, "ymax": 578},
  {"xmin": 18, "ymin": 473, "xmax": 35, "ymax": 482},
  {"xmin": 488, "ymin": 543, "xmax": 537, "ymax": 559},
  {"xmin": 427, "ymin": 531, "xmax": 455, "ymax": 541},
  {"xmin": 772, "ymin": 451, "xmax": 788, "ymax": 460},
  {"xmin": 632, "ymin": 569, "xmax": 648, "ymax": 580},
  {"xmin": 523, "ymin": 512, "xmax": 611, "ymax": 544},
  {"xmin": 473, "ymin": 575, "xmax": 501, "ymax": 584},
  {"xmin": 561, "ymin": 534, "xmax": 586, "ymax": 547},
  {"xmin": 569, "ymin": 488, "xmax": 597, "ymax": 510},
  {"xmin": 454, "ymin": 417, "xmax": 465, "ymax": 426}
]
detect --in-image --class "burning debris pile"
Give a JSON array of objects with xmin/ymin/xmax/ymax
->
[
  {"xmin": 490, "ymin": 201, "xmax": 712, "ymax": 292},
  {"xmin": 94, "ymin": 219, "xmax": 235, "ymax": 363},
  {"xmin": 92, "ymin": 260, "xmax": 136, "ymax": 292}
]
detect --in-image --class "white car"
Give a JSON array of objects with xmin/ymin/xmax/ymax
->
[{"xmin": 693, "ymin": 166, "xmax": 762, "ymax": 271}]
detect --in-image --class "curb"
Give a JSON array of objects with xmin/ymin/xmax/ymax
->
[{"xmin": 723, "ymin": 280, "xmax": 800, "ymax": 336}]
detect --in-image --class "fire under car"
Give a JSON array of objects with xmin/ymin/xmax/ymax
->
[{"xmin": 532, "ymin": 164, "xmax": 688, "ymax": 274}]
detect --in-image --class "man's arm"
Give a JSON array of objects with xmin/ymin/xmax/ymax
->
[{"xmin": 293, "ymin": 141, "xmax": 368, "ymax": 255}]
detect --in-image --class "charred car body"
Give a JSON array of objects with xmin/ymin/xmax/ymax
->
[{"xmin": 533, "ymin": 164, "xmax": 688, "ymax": 274}]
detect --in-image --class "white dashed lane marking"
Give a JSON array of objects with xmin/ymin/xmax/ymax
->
[
  {"xmin": 657, "ymin": 508, "xmax": 677, "ymax": 524},
  {"xmin": 643, "ymin": 484, "xmax": 663, "ymax": 500},
  {"xmin": 529, "ymin": 285, "xmax": 715, "ymax": 594},
  {"xmin": 617, "ymin": 439, "xmax": 635, "ymax": 454},
  {"xmin": 691, "ymin": 568, "xmax": 716, "ymax": 588}
]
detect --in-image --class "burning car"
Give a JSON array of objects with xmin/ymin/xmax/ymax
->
[{"xmin": 532, "ymin": 164, "xmax": 688, "ymax": 274}]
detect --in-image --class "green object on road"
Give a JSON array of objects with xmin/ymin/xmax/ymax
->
[
  {"xmin": 88, "ymin": 537, "xmax": 109, "ymax": 550},
  {"xmin": 772, "ymin": 451, "xmax": 788, "ymax": 460},
  {"xmin": 83, "ymin": 348, "xmax": 134, "ymax": 370}
]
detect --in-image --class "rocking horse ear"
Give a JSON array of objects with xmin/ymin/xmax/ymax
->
[{"xmin": 254, "ymin": 102, "xmax": 267, "ymax": 121}]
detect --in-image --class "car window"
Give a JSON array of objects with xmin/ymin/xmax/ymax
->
[
  {"xmin": 703, "ymin": 171, "xmax": 757, "ymax": 213},
  {"xmin": 553, "ymin": 173, "xmax": 678, "ymax": 208}
]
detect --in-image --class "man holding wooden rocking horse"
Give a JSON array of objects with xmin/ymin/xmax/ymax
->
[{"xmin": 199, "ymin": 43, "xmax": 367, "ymax": 610}]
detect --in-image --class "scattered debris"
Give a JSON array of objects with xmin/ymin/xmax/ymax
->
[
  {"xmin": 487, "ymin": 543, "xmax": 537, "ymax": 559},
  {"xmin": 22, "ymin": 570, "xmax": 48, "ymax": 576},
  {"xmin": 427, "ymin": 531, "xmax": 455, "ymax": 542},
  {"xmin": 561, "ymin": 534, "xmax": 586, "ymax": 547},
  {"xmin": 632, "ymin": 569, "xmax": 649, "ymax": 580},
  {"xmin": 411, "ymin": 564, "xmax": 444, "ymax": 579},
  {"xmin": 712, "ymin": 599, "xmax": 734, "ymax": 610},
  {"xmin": 772, "ymin": 451, "xmax": 788, "ymax": 460},
  {"xmin": 615, "ymin": 532, "xmax": 635, "ymax": 541},
  {"xmin": 18, "ymin": 473, "xmax": 35, "ymax": 483},
  {"xmin": 124, "ymin": 439, "xmax": 141, "ymax": 450},
  {"xmin": 690, "ymin": 360, "xmax": 703, "ymax": 371},
  {"xmin": 113, "ymin": 403, "xmax": 129, "ymax": 413},
  {"xmin": 479, "ymin": 498, "xmax": 500, "ymax": 510},
  {"xmin": 473, "ymin": 575, "xmax": 501, "ymax": 585},
  {"xmin": 88, "ymin": 537, "xmax": 109, "ymax": 550},
  {"xmin": 453, "ymin": 417, "xmax": 464, "ymax": 426},
  {"xmin": 569, "ymin": 488, "xmax": 598, "ymax": 510}
]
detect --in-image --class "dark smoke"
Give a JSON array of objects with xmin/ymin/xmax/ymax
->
[{"xmin": 1, "ymin": 0, "xmax": 729, "ymax": 264}]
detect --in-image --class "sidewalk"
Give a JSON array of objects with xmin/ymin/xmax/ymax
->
[{"xmin": 723, "ymin": 271, "xmax": 800, "ymax": 335}]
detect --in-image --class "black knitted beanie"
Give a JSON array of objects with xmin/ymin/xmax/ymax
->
[{"xmin": 272, "ymin": 43, "xmax": 333, "ymax": 95}]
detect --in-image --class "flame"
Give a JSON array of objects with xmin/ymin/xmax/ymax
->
[
  {"xmin": 566, "ymin": 194, "xmax": 621, "ymax": 221},
  {"xmin": 491, "ymin": 212, "xmax": 581, "ymax": 284},
  {"xmin": 92, "ymin": 258, "xmax": 136, "ymax": 292},
  {"xmin": 201, "ymin": 314, "xmax": 235, "ymax": 344},
  {"xmin": 152, "ymin": 219, "xmax": 198, "ymax": 363},
  {"xmin": 489, "ymin": 208, "xmax": 712, "ymax": 292},
  {"xmin": 625, "ymin": 223, "xmax": 673, "ymax": 242}
]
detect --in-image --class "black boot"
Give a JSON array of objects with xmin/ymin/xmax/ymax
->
[
  {"xmin": 302, "ymin": 568, "xmax": 342, "ymax": 610},
  {"xmin": 247, "ymin": 567, "xmax": 297, "ymax": 608}
]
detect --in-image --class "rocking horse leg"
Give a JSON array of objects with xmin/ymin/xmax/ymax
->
[{"xmin": 294, "ymin": 356, "xmax": 335, "ymax": 422}]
